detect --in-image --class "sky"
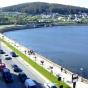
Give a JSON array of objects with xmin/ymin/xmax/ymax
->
[{"xmin": 0, "ymin": 0, "xmax": 88, "ymax": 8}]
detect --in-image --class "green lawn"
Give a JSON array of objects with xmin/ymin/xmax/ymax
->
[{"xmin": 0, "ymin": 38, "xmax": 70, "ymax": 88}]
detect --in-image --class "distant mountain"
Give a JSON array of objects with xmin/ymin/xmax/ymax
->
[{"xmin": 1, "ymin": 2, "xmax": 88, "ymax": 15}]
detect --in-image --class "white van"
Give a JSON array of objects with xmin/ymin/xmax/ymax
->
[{"xmin": 24, "ymin": 78, "xmax": 37, "ymax": 88}]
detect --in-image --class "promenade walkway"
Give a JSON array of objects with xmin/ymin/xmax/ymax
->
[{"xmin": 0, "ymin": 33, "xmax": 88, "ymax": 88}]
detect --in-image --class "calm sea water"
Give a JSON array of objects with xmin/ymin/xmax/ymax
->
[{"xmin": 5, "ymin": 26, "xmax": 88, "ymax": 78}]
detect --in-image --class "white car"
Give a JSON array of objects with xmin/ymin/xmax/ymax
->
[
  {"xmin": 25, "ymin": 78, "xmax": 37, "ymax": 88},
  {"xmin": 44, "ymin": 83, "xmax": 57, "ymax": 88}
]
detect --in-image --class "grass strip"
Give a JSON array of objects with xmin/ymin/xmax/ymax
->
[{"xmin": 0, "ymin": 38, "xmax": 70, "ymax": 88}]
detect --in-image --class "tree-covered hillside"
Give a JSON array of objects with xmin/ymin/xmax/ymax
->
[{"xmin": 1, "ymin": 2, "xmax": 88, "ymax": 15}]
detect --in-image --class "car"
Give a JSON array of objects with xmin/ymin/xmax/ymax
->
[
  {"xmin": 5, "ymin": 54, "xmax": 8, "ymax": 56},
  {"xmin": 44, "ymin": 83, "xmax": 57, "ymax": 88},
  {"xmin": 0, "ymin": 49, "xmax": 5, "ymax": 54},
  {"xmin": 12, "ymin": 64, "xmax": 22, "ymax": 72},
  {"xmin": 0, "ymin": 63, "xmax": 6, "ymax": 71},
  {"xmin": 10, "ymin": 52, "xmax": 18, "ymax": 57},
  {"xmin": 18, "ymin": 72, "xmax": 27, "ymax": 82},
  {"xmin": 5, "ymin": 56, "xmax": 12, "ymax": 60},
  {"xmin": 25, "ymin": 78, "xmax": 38, "ymax": 88},
  {"xmin": 2, "ymin": 68, "xmax": 13, "ymax": 82},
  {"xmin": 0, "ymin": 59, "xmax": 2, "ymax": 63}
]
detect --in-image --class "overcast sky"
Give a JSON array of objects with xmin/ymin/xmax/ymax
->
[{"xmin": 0, "ymin": 0, "xmax": 88, "ymax": 8}]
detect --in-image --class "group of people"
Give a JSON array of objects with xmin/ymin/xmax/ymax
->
[{"xmin": 24, "ymin": 49, "xmax": 35, "ymax": 55}]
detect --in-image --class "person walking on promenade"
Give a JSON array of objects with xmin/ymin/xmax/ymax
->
[{"xmin": 61, "ymin": 67, "xmax": 63, "ymax": 72}]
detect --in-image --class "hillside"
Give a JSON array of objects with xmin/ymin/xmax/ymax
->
[{"xmin": 1, "ymin": 2, "xmax": 88, "ymax": 15}]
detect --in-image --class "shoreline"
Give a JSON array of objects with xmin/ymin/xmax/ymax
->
[{"xmin": 0, "ymin": 23, "xmax": 88, "ymax": 33}]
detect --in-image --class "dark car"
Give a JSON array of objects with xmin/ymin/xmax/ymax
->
[
  {"xmin": 18, "ymin": 72, "xmax": 27, "ymax": 82},
  {"xmin": 5, "ymin": 57, "xmax": 12, "ymax": 60},
  {"xmin": 0, "ymin": 50, "xmax": 5, "ymax": 54},
  {"xmin": 10, "ymin": 52, "xmax": 18, "ymax": 57},
  {"xmin": 12, "ymin": 64, "xmax": 22, "ymax": 72},
  {"xmin": 3, "ymin": 72, "xmax": 13, "ymax": 82},
  {"xmin": 2, "ymin": 68, "xmax": 13, "ymax": 83},
  {"xmin": 0, "ymin": 59, "xmax": 2, "ymax": 64},
  {"xmin": 5, "ymin": 54, "xmax": 8, "ymax": 56}
]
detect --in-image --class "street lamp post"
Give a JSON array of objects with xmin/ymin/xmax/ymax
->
[{"xmin": 80, "ymin": 67, "xmax": 83, "ymax": 82}]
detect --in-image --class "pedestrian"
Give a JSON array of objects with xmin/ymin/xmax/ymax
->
[
  {"xmin": 24, "ymin": 50, "xmax": 26, "ymax": 54},
  {"xmin": 28, "ymin": 50, "xmax": 30, "ymax": 55},
  {"xmin": 64, "ymin": 69, "xmax": 67, "ymax": 74},
  {"xmin": 34, "ymin": 56, "xmax": 37, "ymax": 61},
  {"xmin": 30, "ymin": 50, "xmax": 33, "ymax": 54},
  {"xmin": 61, "ymin": 67, "xmax": 63, "ymax": 72},
  {"xmin": 63, "ymin": 77, "xmax": 65, "ymax": 82}
]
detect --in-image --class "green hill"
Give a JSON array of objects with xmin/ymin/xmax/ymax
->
[{"xmin": 1, "ymin": 2, "xmax": 88, "ymax": 15}]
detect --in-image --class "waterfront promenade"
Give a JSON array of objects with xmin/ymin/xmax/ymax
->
[{"xmin": 0, "ymin": 33, "xmax": 88, "ymax": 88}]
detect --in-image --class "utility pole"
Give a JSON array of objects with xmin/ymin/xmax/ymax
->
[{"xmin": 80, "ymin": 67, "xmax": 83, "ymax": 82}]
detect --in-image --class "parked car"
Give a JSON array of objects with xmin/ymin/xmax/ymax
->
[
  {"xmin": 44, "ymin": 83, "xmax": 57, "ymax": 88},
  {"xmin": 0, "ymin": 63, "xmax": 6, "ymax": 71},
  {"xmin": 5, "ymin": 56, "xmax": 12, "ymax": 60},
  {"xmin": 12, "ymin": 64, "xmax": 22, "ymax": 72},
  {"xmin": 2, "ymin": 68, "xmax": 13, "ymax": 82},
  {"xmin": 25, "ymin": 78, "xmax": 37, "ymax": 88},
  {"xmin": 0, "ymin": 49, "xmax": 5, "ymax": 54},
  {"xmin": 10, "ymin": 52, "xmax": 18, "ymax": 57},
  {"xmin": 18, "ymin": 72, "xmax": 27, "ymax": 82},
  {"xmin": 0, "ymin": 59, "xmax": 2, "ymax": 63},
  {"xmin": 5, "ymin": 54, "xmax": 8, "ymax": 56}
]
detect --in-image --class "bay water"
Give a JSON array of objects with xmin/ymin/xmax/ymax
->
[{"xmin": 5, "ymin": 26, "xmax": 88, "ymax": 78}]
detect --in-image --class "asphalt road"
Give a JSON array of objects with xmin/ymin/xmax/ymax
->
[{"xmin": 0, "ymin": 42, "xmax": 46, "ymax": 88}]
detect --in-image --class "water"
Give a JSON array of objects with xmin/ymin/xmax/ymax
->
[{"xmin": 4, "ymin": 26, "xmax": 88, "ymax": 79}]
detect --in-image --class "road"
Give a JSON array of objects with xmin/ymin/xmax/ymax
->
[{"xmin": 0, "ymin": 42, "xmax": 47, "ymax": 88}]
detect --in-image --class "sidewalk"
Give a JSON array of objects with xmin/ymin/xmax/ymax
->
[{"xmin": 0, "ymin": 33, "xmax": 88, "ymax": 88}]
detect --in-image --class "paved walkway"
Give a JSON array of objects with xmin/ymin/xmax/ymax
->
[{"xmin": 0, "ymin": 33, "xmax": 88, "ymax": 88}]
